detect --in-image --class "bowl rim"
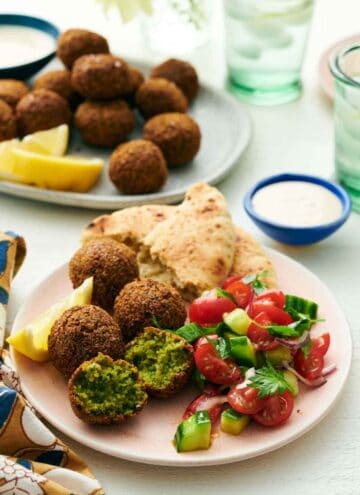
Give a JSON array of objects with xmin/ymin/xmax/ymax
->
[
  {"xmin": 243, "ymin": 172, "xmax": 352, "ymax": 232},
  {"xmin": 0, "ymin": 14, "xmax": 60, "ymax": 72}
]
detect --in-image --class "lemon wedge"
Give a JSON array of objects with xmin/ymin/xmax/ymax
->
[
  {"xmin": 7, "ymin": 277, "xmax": 93, "ymax": 362},
  {"xmin": 22, "ymin": 124, "xmax": 69, "ymax": 156},
  {"xmin": 9, "ymin": 148, "xmax": 103, "ymax": 192},
  {"xmin": 0, "ymin": 139, "xmax": 22, "ymax": 181}
]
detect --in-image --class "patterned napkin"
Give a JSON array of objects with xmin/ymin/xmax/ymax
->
[{"xmin": 0, "ymin": 231, "xmax": 104, "ymax": 495}]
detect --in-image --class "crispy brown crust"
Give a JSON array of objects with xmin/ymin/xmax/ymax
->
[
  {"xmin": 57, "ymin": 28, "xmax": 109, "ymax": 69},
  {"xmin": 68, "ymin": 356, "xmax": 148, "ymax": 424},
  {"xmin": 124, "ymin": 66, "xmax": 145, "ymax": 107},
  {"xmin": 69, "ymin": 238, "xmax": 139, "ymax": 311},
  {"xmin": 75, "ymin": 99, "xmax": 135, "ymax": 148},
  {"xmin": 34, "ymin": 70, "xmax": 80, "ymax": 107},
  {"xmin": 143, "ymin": 112, "xmax": 201, "ymax": 167},
  {"xmin": 16, "ymin": 89, "xmax": 71, "ymax": 136},
  {"xmin": 0, "ymin": 100, "xmax": 17, "ymax": 141},
  {"xmin": 48, "ymin": 305, "xmax": 124, "ymax": 379},
  {"xmin": 0, "ymin": 79, "xmax": 29, "ymax": 108},
  {"xmin": 150, "ymin": 58, "xmax": 199, "ymax": 101},
  {"xmin": 135, "ymin": 78, "xmax": 187, "ymax": 119},
  {"xmin": 109, "ymin": 139, "xmax": 168, "ymax": 194},
  {"xmin": 71, "ymin": 54, "xmax": 132, "ymax": 100},
  {"xmin": 113, "ymin": 279, "xmax": 187, "ymax": 342}
]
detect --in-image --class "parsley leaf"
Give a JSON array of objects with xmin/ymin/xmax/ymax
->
[
  {"xmin": 267, "ymin": 312, "xmax": 323, "ymax": 338},
  {"xmin": 242, "ymin": 271, "xmax": 269, "ymax": 295},
  {"xmin": 216, "ymin": 288, "xmax": 237, "ymax": 305},
  {"xmin": 248, "ymin": 364, "xmax": 294, "ymax": 398},
  {"xmin": 301, "ymin": 339, "xmax": 313, "ymax": 358},
  {"xmin": 175, "ymin": 323, "xmax": 213, "ymax": 343},
  {"xmin": 152, "ymin": 315, "xmax": 162, "ymax": 329}
]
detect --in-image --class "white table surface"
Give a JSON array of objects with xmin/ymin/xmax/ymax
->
[{"xmin": 1, "ymin": 0, "xmax": 360, "ymax": 494}]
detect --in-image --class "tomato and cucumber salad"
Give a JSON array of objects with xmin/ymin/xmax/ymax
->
[{"xmin": 174, "ymin": 272, "xmax": 335, "ymax": 453}]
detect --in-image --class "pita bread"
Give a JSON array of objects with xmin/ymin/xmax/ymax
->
[
  {"xmin": 230, "ymin": 227, "xmax": 277, "ymax": 288},
  {"xmin": 138, "ymin": 182, "xmax": 236, "ymax": 298}
]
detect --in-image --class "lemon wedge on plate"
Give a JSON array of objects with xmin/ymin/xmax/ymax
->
[
  {"xmin": 7, "ymin": 277, "xmax": 93, "ymax": 362},
  {"xmin": 9, "ymin": 148, "xmax": 103, "ymax": 192},
  {"xmin": 22, "ymin": 124, "xmax": 69, "ymax": 156},
  {"xmin": 0, "ymin": 139, "xmax": 21, "ymax": 181}
]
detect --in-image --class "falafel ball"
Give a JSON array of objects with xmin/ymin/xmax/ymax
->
[
  {"xmin": 143, "ymin": 112, "xmax": 201, "ymax": 167},
  {"xmin": 74, "ymin": 99, "xmax": 135, "ymax": 148},
  {"xmin": 113, "ymin": 279, "xmax": 187, "ymax": 342},
  {"xmin": 71, "ymin": 54, "xmax": 132, "ymax": 100},
  {"xmin": 0, "ymin": 79, "xmax": 29, "ymax": 108},
  {"xmin": 135, "ymin": 78, "xmax": 187, "ymax": 119},
  {"xmin": 57, "ymin": 28, "xmax": 109, "ymax": 69},
  {"xmin": 150, "ymin": 58, "xmax": 199, "ymax": 101},
  {"xmin": 123, "ymin": 66, "xmax": 145, "ymax": 107},
  {"xmin": 0, "ymin": 100, "xmax": 17, "ymax": 142},
  {"xmin": 68, "ymin": 353, "xmax": 148, "ymax": 424},
  {"xmin": 69, "ymin": 238, "xmax": 139, "ymax": 311},
  {"xmin": 125, "ymin": 327, "xmax": 194, "ymax": 398},
  {"xmin": 34, "ymin": 70, "xmax": 81, "ymax": 108},
  {"xmin": 48, "ymin": 305, "xmax": 124, "ymax": 379},
  {"xmin": 16, "ymin": 89, "xmax": 71, "ymax": 136},
  {"xmin": 109, "ymin": 139, "xmax": 168, "ymax": 194}
]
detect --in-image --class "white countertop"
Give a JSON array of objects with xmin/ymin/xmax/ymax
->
[{"xmin": 1, "ymin": 0, "xmax": 359, "ymax": 494}]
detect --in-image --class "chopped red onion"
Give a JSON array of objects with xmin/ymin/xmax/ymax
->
[
  {"xmin": 322, "ymin": 363, "xmax": 337, "ymax": 376},
  {"xmin": 275, "ymin": 331, "xmax": 310, "ymax": 351},
  {"xmin": 282, "ymin": 361, "xmax": 327, "ymax": 387}
]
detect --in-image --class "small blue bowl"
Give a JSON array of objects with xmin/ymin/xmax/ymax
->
[
  {"xmin": 244, "ymin": 173, "xmax": 352, "ymax": 245},
  {"xmin": 0, "ymin": 14, "xmax": 59, "ymax": 80}
]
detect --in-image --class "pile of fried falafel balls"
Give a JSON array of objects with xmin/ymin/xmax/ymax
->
[
  {"xmin": 0, "ymin": 28, "xmax": 202, "ymax": 195},
  {"xmin": 48, "ymin": 238, "xmax": 194, "ymax": 424}
]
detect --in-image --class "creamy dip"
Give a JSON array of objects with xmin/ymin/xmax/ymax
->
[
  {"xmin": 252, "ymin": 181, "xmax": 343, "ymax": 227},
  {"xmin": 0, "ymin": 26, "xmax": 55, "ymax": 68}
]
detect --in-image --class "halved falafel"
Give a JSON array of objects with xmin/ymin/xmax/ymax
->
[
  {"xmin": 0, "ymin": 79, "xmax": 29, "ymax": 108},
  {"xmin": 34, "ymin": 70, "xmax": 80, "ymax": 108},
  {"xmin": 48, "ymin": 305, "xmax": 124, "ymax": 379},
  {"xmin": 16, "ymin": 89, "xmax": 71, "ymax": 136},
  {"xmin": 113, "ymin": 279, "xmax": 187, "ymax": 342},
  {"xmin": 75, "ymin": 99, "xmax": 135, "ymax": 148},
  {"xmin": 68, "ymin": 353, "xmax": 148, "ymax": 424},
  {"xmin": 143, "ymin": 112, "xmax": 201, "ymax": 167},
  {"xmin": 0, "ymin": 100, "xmax": 17, "ymax": 142},
  {"xmin": 150, "ymin": 58, "xmax": 199, "ymax": 101},
  {"xmin": 109, "ymin": 139, "xmax": 168, "ymax": 194},
  {"xmin": 71, "ymin": 54, "xmax": 133, "ymax": 100},
  {"xmin": 69, "ymin": 238, "xmax": 139, "ymax": 311},
  {"xmin": 135, "ymin": 78, "xmax": 187, "ymax": 119},
  {"xmin": 57, "ymin": 28, "xmax": 110, "ymax": 69},
  {"xmin": 125, "ymin": 327, "xmax": 194, "ymax": 398}
]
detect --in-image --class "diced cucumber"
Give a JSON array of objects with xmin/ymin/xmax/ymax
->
[
  {"xmin": 223, "ymin": 330, "xmax": 239, "ymax": 339},
  {"xmin": 229, "ymin": 336, "xmax": 256, "ymax": 367},
  {"xmin": 264, "ymin": 346, "xmax": 292, "ymax": 366},
  {"xmin": 283, "ymin": 370, "xmax": 299, "ymax": 397},
  {"xmin": 221, "ymin": 408, "xmax": 250, "ymax": 435},
  {"xmin": 174, "ymin": 411, "xmax": 211, "ymax": 452},
  {"xmin": 285, "ymin": 295, "xmax": 318, "ymax": 319},
  {"xmin": 223, "ymin": 308, "xmax": 251, "ymax": 335}
]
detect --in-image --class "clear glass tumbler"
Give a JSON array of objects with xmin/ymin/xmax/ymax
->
[
  {"xmin": 224, "ymin": 0, "xmax": 314, "ymax": 105},
  {"xmin": 330, "ymin": 44, "xmax": 360, "ymax": 212}
]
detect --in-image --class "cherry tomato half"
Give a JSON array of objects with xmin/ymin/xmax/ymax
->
[
  {"xmin": 189, "ymin": 296, "xmax": 237, "ymax": 326},
  {"xmin": 253, "ymin": 391, "xmax": 294, "ymax": 427},
  {"xmin": 227, "ymin": 384, "xmax": 265, "ymax": 415},
  {"xmin": 225, "ymin": 280, "xmax": 253, "ymax": 308},
  {"xmin": 294, "ymin": 343, "xmax": 324, "ymax": 381},
  {"xmin": 255, "ymin": 289, "xmax": 286, "ymax": 308},
  {"xmin": 194, "ymin": 338, "xmax": 241, "ymax": 385},
  {"xmin": 223, "ymin": 274, "xmax": 243, "ymax": 289},
  {"xmin": 247, "ymin": 311, "xmax": 279, "ymax": 351},
  {"xmin": 248, "ymin": 302, "xmax": 293, "ymax": 325},
  {"xmin": 313, "ymin": 333, "xmax": 330, "ymax": 356},
  {"xmin": 183, "ymin": 385, "xmax": 224, "ymax": 423}
]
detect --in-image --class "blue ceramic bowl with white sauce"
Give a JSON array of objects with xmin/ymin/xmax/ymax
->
[
  {"xmin": 0, "ymin": 14, "xmax": 59, "ymax": 80},
  {"xmin": 244, "ymin": 173, "xmax": 352, "ymax": 245}
]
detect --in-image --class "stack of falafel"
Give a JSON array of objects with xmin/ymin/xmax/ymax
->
[
  {"xmin": 0, "ymin": 28, "xmax": 202, "ymax": 195},
  {"xmin": 48, "ymin": 238, "xmax": 194, "ymax": 424}
]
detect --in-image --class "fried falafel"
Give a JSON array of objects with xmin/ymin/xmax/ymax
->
[
  {"xmin": 69, "ymin": 238, "xmax": 139, "ymax": 311},
  {"xmin": 68, "ymin": 353, "xmax": 148, "ymax": 424},
  {"xmin": 74, "ymin": 99, "xmax": 135, "ymax": 148},
  {"xmin": 0, "ymin": 100, "xmax": 17, "ymax": 142},
  {"xmin": 0, "ymin": 79, "xmax": 29, "ymax": 108},
  {"xmin": 109, "ymin": 139, "xmax": 168, "ymax": 194},
  {"xmin": 16, "ymin": 89, "xmax": 71, "ymax": 136},
  {"xmin": 71, "ymin": 54, "xmax": 133, "ymax": 100},
  {"xmin": 57, "ymin": 28, "xmax": 110, "ymax": 69},
  {"xmin": 125, "ymin": 327, "xmax": 194, "ymax": 398},
  {"xmin": 150, "ymin": 58, "xmax": 199, "ymax": 101},
  {"xmin": 48, "ymin": 305, "xmax": 124, "ymax": 379},
  {"xmin": 113, "ymin": 279, "xmax": 187, "ymax": 342},
  {"xmin": 34, "ymin": 70, "xmax": 80, "ymax": 108},
  {"xmin": 135, "ymin": 78, "xmax": 187, "ymax": 119},
  {"xmin": 143, "ymin": 112, "xmax": 201, "ymax": 167}
]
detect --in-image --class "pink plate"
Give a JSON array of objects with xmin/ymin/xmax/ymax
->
[
  {"xmin": 11, "ymin": 249, "xmax": 352, "ymax": 466},
  {"xmin": 319, "ymin": 34, "xmax": 360, "ymax": 100}
]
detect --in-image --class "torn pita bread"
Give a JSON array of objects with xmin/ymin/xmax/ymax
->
[{"xmin": 138, "ymin": 182, "xmax": 236, "ymax": 298}]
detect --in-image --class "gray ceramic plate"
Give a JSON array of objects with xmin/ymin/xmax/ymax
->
[{"xmin": 0, "ymin": 59, "xmax": 252, "ymax": 210}]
